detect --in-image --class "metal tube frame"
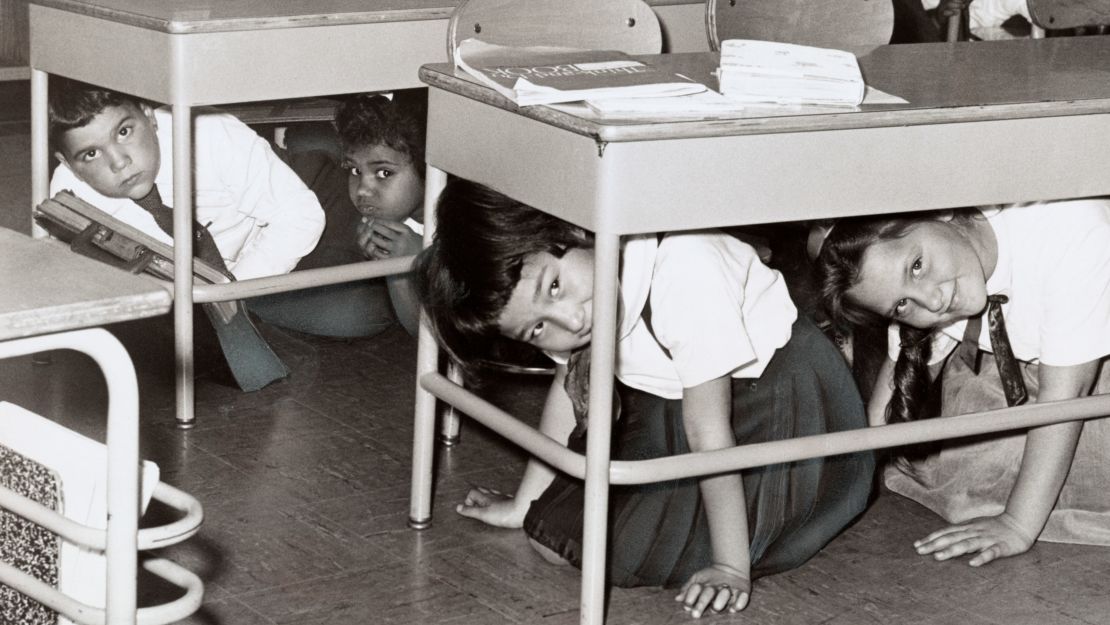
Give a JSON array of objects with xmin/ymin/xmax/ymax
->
[{"xmin": 0, "ymin": 328, "xmax": 204, "ymax": 625}]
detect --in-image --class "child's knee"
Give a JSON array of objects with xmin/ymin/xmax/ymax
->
[{"xmin": 528, "ymin": 537, "xmax": 569, "ymax": 566}]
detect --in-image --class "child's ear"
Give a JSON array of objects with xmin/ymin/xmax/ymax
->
[
  {"xmin": 933, "ymin": 209, "xmax": 956, "ymax": 223},
  {"xmin": 140, "ymin": 102, "xmax": 157, "ymax": 128},
  {"xmin": 52, "ymin": 150, "xmax": 74, "ymax": 171},
  {"xmin": 807, "ymin": 221, "xmax": 835, "ymax": 261}
]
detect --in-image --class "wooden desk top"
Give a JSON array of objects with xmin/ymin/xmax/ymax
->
[
  {"xmin": 30, "ymin": 0, "xmax": 698, "ymax": 34},
  {"xmin": 420, "ymin": 36, "xmax": 1110, "ymax": 142},
  {"xmin": 0, "ymin": 229, "xmax": 172, "ymax": 341}
]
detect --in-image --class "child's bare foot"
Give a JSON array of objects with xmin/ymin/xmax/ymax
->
[{"xmin": 456, "ymin": 486, "xmax": 528, "ymax": 528}]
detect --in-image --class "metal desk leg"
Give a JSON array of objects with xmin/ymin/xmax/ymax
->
[
  {"xmin": 410, "ymin": 165, "xmax": 447, "ymax": 529},
  {"xmin": 171, "ymin": 103, "xmax": 196, "ymax": 429},
  {"xmin": 31, "ymin": 69, "xmax": 49, "ymax": 238},
  {"xmin": 580, "ymin": 233, "xmax": 620, "ymax": 625}
]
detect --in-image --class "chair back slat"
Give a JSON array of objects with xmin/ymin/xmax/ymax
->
[
  {"xmin": 1028, "ymin": 0, "xmax": 1110, "ymax": 31},
  {"xmin": 447, "ymin": 0, "xmax": 663, "ymax": 59},
  {"xmin": 706, "ymin": 0, "xmax": 894, "ymax": 51}
]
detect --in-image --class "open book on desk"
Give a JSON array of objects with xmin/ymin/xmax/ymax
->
[
  {"xmin": 717, "ymin": 39, "xmax": 867, "ymax": 107},
  {"xmin": 454, "ymin": 38, "xmax": 707, "ymax": 106}
]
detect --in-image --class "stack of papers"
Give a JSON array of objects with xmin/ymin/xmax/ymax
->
[
  {"xmin": 717, "ymin": 39, "xmax": 866, "ymax": 107},
  {"xmin": 453, "ymin": 38, "xmax": 707, "ymax": 107}
]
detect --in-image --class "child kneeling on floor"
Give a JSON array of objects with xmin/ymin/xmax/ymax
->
[{"xmin": 414, "ymin": 178, "xmax": 875, "ymax": 618}]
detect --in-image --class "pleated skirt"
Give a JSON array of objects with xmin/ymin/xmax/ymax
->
[{"xmin": 523, "ymin": 316, "xmax": 875, "ymax": 588}]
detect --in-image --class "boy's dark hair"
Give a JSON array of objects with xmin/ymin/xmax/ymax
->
[
  {"xmin": 335, "ymin": 89, "xmax": 428, "ymax": 176},
  {"xmin": 414, "ymin": 178, "xmax": 592, "ymax": 376},
  {"xmin": 48, "ymin": 76, "xmax": 143, "ymax": 152}
]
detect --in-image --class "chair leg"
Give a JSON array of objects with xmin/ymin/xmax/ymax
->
[{"xmin": 439, "ymin": 362, "xmax": 463, "ymax": 447}]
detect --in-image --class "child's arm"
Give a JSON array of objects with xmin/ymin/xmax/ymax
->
[
  {"xmin": 457, "ymin": 364, "xmax": 577, "ymax": 528},
  {"xmin": 214, "ymin": 114, "xmax": 325, "ymax": 280},
  {"xmin": 675, "ymin": 375, "xmax": 751, "ymax": 619},
  {"xmin": 357, "ymin": 218, "xmax": 423, "ymax": 335},
  {"xmin": 914, "ymin": 358, "xmax": 1100, "ymax": 566}
]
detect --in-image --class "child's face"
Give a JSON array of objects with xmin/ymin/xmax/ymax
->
[
  {"xmin": 54, "ymin": 102, "xmax": 160, "ymax": 201},
  {"xmin": 497, "ymin": 248, "xmax": 595, "ymax": 354},
  {"xmin": 846, "ymin": 221, "xmax": 988, "ymax": 329},
  {"xmin": 342, "ymin": 143, "xmax": 423, "ymax": 223}
]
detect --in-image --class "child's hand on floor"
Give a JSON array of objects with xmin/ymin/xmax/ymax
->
[
  {"xmin": 913, "ymin": 512, "xmax": 1036, "ymax": 566},
  {"xmin": 357, "ymin": 217, "xmax": 422, "ymax": 260},
  {"xmin": 456, "ymin": 485, "xmax": 529, "ymax": 528},
  {"xmin": 676, "ymin": 563, "xmax": 750, "ymax": 619}
]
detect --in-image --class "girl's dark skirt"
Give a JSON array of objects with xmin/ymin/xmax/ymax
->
[{"xmin": 522, "ymin": 316, "xmax": 875, "ymax": 588}]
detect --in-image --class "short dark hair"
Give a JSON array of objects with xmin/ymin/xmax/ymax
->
[
  {"xmin": 335, "ymin": 89, "xmax": 427, "ymax": 176},
  {"xmin": 414, "ymin": 178, "xmax": 591, "ymax": 373},
  {"xmin": 48, "ymin": 76, "xmax": 143, "ymax": 152}
]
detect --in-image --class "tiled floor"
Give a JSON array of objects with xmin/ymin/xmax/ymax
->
[{"xmin": 4, "ymin": 81, "xmax": 1110, "ymax": 624}]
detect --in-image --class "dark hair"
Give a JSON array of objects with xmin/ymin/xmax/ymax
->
[
  {"xmin": 48, "ymin": 77, "xmax": 143, "ymax": 152},
  {"xmin": 812, "ymin": 212, "xmax": 946, "ymax": 425},
  {"xmin": 414, "ymin": 178, "xmax": 592, "ymax": 377},
  {"xmin": 335, "ymin": 89, "xmax": 427, "ymax": 177}
]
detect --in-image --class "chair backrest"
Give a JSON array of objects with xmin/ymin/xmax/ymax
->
[
  {"xmin": 447, "ymin": 0, "xmax": 663, "ymax": 60},
  {"xmin": 1027, "ymin": 0, "xmax": 1110, "ymax": 33},
  {"xmin": 706, "ymin": 0, "xmax": 895, "ymax": 51}
]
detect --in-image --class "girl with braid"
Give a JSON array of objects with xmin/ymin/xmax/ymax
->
[{"xmin": 811, "ymin": 199, "xmax": 1110, "ymax": 567}]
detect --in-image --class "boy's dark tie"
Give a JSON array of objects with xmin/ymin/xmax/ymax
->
[
  {"xmin": 134, "ymin": 184, "xmax": 288, "ymax": 392},
  {"xmin": 134, "ymin": 184, "xmax": 231, "ymax": 278},
  {"xmin": 958, "ymin": 294, "xmax": 1028, "ymax": 407}
]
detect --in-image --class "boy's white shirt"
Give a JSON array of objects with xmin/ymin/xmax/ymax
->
[
  {"xmin": 550, "ymin": 231, "xmax": 796, "ymax": 400},
  {"xmin": 919, "ymin": 0, "xmax": 1030, "ymax": 31},
  {"xmin": 920, "ymin": 0, "xmax": 1031, "ymax": 31},
  {"xmin": 888, "ymin": 198, "xmax": 1110, "ymax": 368},
  {"xmin": 50, "ymin": 106, "xmax": 325, "ymax": 281}
]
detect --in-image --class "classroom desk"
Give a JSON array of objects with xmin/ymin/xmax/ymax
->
[
  {"xmin": 0, "ymin": 227, "xmax": 202, "ymax": 624},
  {"xmin": 414, "ymin": 36, "xmax": 1110, "ymax": 624},
  {"xmin": 27, "ymin": 0, "xmax": 464, "ymax": 428},
  {"xmin": 27, "ymin": 0, "xmax": 706, "ymax": 428}
]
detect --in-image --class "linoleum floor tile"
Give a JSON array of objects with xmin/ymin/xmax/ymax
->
[
  {"xmin": 290, "ymin": 367, "xmax": 418, "ymax": 431},
  {"xmin": 162, "ymin": 505, "xmax": 400, "ymax": 596},
  {"xmin": 191, "ymin": 426, "xmax": 411, "ymax": 505},
  {"xmin": 166, "ymin": 596, "xmax": 277, "ymax": 625},
  {"xmin": 423, "ymin": 535, "xmax": 595, "ymax": 623},
  {"xmin": 303, "ymin": 465, "xmax": 530, "ymax": 562},
  {"xmin": 236, "ymin": 561, "xmax": 517, "ymax": 625}
]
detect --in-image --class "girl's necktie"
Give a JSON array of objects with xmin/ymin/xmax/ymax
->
[{"xmin": 958, "ymin": 294, "xmax": 1028, "ymax": 407}]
